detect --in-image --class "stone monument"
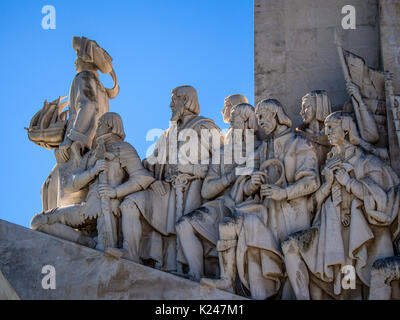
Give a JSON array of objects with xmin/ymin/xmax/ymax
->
[{"xmin": 1, "ymin": 1, "xmax": 400, "ymax": 300}]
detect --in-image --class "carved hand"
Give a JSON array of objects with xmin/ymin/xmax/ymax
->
[
  {"xmin": 150, "ymin": 180, "xmax": 167, "ymax": 197},
  {"xmin": 177, "ymin": 164, "xmax": 193, "ymax": 175},
  {"xmin": 91, "ymin": 159, "xmax": 108, "ymax": 176},
  {"xmin": 260, "ymin": 184, "xmax": 287, "ymax": 201},
  {"xmin": 56, "ymin": 139, "xmax": 72, "ymax": 162},
  {"xmin": 334, "ymin": 168, "xmax": 351, "ymax": 186},
  {"xmin": 346, "ymin": 81, "xmax": 362, "ymax": 103},
  {"xmin": 98, "ymin": 184, "xmax": 117, "ymax": 198},
  {"xmin": 249, "ymin": 171, "xmax": 263, "ymax": 190},
  {"xmin": 322, "ymin": 166, "xmax": 335, "ymax": 186}
]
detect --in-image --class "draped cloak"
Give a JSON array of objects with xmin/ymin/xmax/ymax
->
[
  {"xmin": 122, "ymin": 115, "xmax": 222, "ymax": 268},
  {"xmin": 294, "ymin": 146, "xmax": 400, "ymax": 298},
  {"xmin": 234, "ymin": 130, "xmax": 320, "ymax": 293}
]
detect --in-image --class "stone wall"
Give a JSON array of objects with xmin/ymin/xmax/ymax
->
[
  {"xmin": 380, "ymin": 0, "xmax": 400, "ymax": 93},
  {"xmin": 254, "ymin": 0, "xmax": 381, "ymax": 126}
]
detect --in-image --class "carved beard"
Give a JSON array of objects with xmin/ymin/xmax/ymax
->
[
  {"xmin": 170, "ymin": 104, "xmax": 184, "ymax": 122},
  {"xmin": 262, "ymin": 119, "xmax": 277, "ymax": 136}
]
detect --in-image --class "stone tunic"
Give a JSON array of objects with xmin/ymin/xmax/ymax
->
[{"xmin": 235, "ymin": 130, "xmax": 320, "ymax": 292}]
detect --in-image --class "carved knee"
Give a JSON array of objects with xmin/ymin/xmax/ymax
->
[
  {"xmin": 281, "ymin": 237, "xmax": 300, "ymax": 256},
  {"xmin": 371, "ymin": 256, "xmax": 400, "ymax": 284},
  {"xmin": 282, "ymin": 228, "xmax": 317, "ymax": 256},
  {"xmin": 219, "ymin": 217, "xmax": 238, "ymax": 240},
  {"xmin": 120, "ymin": 197, "xmax": 140, "ymax": 220},
  {"xmin": 176, "ymin": 216, "xmax": 193, "ymax": 237}
]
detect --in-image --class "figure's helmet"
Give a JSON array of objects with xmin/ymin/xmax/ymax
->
[{"xmin": 72, "ymin": 36, "xmax": 120, "ymax": 99}]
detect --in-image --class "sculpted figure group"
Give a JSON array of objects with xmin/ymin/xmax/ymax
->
[{"xmin": 27, "ymin": 37, "xmax": 400, "ymax": 300}]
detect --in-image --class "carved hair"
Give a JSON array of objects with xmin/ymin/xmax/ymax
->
[
  {"xmin": 302, "ymin": 90, "xmax": 332, "ymax": 122},
  {"xmin": 255, "ymin": 98, "xmax": 292, "ymax": 128},
  {"xmin": 171, "ymin": 85, "xmax": 200, "ymax": 115},
  {"xmin": 324, "ymin": 111, "xmax": 360, "ymax": 145},
  {"xmin": 231, "ymin": 103, "xmax": 258, "ymax": 130},
  {"xmin": 99, "ymin": 112, "xmax": 125, "ymax": 140},
  {"xmin": 72, "ymin": 36, "xmax": 119, "ymax": 99},
  {"xmin": 225, "ymin": 94, "xmax": 248, "ymax": 108}
]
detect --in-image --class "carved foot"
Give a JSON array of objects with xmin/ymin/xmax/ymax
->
[
  {"xmin": 77, "ymin": 234, "xmax": 97, "ymax": 249},
  {"xmin": 30, "ymin": 212, "xmax": 49, "ymax": 230},
  {"xmin": 105, "ymin": 247, "xmax": 127, "ymax": 259},
  {"xmin": 200, "ymin": 277, "xmax": 234, "ymax": 294}
]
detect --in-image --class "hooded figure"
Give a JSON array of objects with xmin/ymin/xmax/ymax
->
[
  {"xmin": 296, "ymin": 90, "xmax": 332, "ymax": 167},
  {"xmin": 282, "ymin": 112, "xmax": 400, "ymax": 300},
  {"xmin": 201, "ymin": 99, "xmax": 320, "ymax": 300}
]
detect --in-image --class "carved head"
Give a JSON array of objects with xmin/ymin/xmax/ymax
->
[
  {"xmin": 222, "ymin": 94, "xmax": 248, "ymax": 123},
  {"xmin": 230, "ymin": 103, "xmax": 257, "ymax": 131},
  {"xmin": 96, "ymin": 112, "xmax": 125, "ymax": 140},
  {"xmin": 255, "ymin": 99, "xmax": 292, "ymax": 136},
  {"xmin": 170, "ymin": 85, "xmax": 200, "ymax": 121},
  {"xmin": 324, "ymin": 112, "xmax": 360, "ymax": 147},
  {"xmin": 72, "ymin": 36, "xmax": 119, "ymax": 99},
  {"xmin": 301, "ymin": 90, "xmax": 331, "ymax": 125}
]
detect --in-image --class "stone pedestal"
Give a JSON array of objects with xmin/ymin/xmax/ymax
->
[{"xmin": 0, "ymin": 219, "xmax": 245, "ymax": 300}]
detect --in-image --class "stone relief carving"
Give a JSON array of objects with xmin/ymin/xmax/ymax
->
[
  {"xmin": 200, "ymin": 99, "xmax": 320, "ymax": 299},
  {"xmin": 26, "ymin": 36, "xmax": 400, "ymax": 299},
  {"xmin": 176, "ymin": 103, "xmax": 260, "ymax": 281},
  {"xmin": 282, "ymin": 112, "xmax": 399, "ymax": 300}
]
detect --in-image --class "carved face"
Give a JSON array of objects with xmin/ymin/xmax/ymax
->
[
  {"xmin": 300, "ymin": 97, "xmax": 315, "ymax": 125},
  {"xmin": 96, "ymin": 118, "xmax": 111, "ymax": 137},
  {"xmin": 170, "ymin": 93, "xmax": 185, "ymax": 122},
  {"xmin": 256, "ymin": 105, "xmax": 277, "ymax": 136},
  {"xmin": 325, "ymin": 119, "xmax": 345, "ymax": 147},
  {"xmin": 222, "ymin": 99, "xmax": 232, "ymax": 123},
  {"xmin": 75, "ymin": 57, "xmax": 83, "ymax": 73}
]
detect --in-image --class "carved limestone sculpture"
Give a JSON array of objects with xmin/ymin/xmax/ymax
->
[
  {"xmin": 296, "ymin": 90, "xmax": 331, "ymax": 167},
  {"xmin": 176, "ymin": 103, "xmax": 260, "ymax": 281},
  {"xmin": 282, "ymin": 111, "xmax": 400, "ymax": 300},
  {"xmin": 29, "ymin": 36, "xmax": 120, "ymax": 213},
  {"xmin": 201, "ymin": 99, "xmax": 320, "ymax": 299},
  {"xmin": 31, "ymin": 113, "xmax": 154, "ymax": 253},
  {"xmin": 118, "ymin": 85, "xmax": 223, "ymax": 270}
]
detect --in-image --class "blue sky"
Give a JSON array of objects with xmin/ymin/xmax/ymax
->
[{"xmin": 0, "ymin": 1, "xmax": 254, "ymax": 227}]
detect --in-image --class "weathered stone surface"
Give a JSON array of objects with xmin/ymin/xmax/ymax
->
[
  {"xmin": 380, "ymin": 0, "xmax": 400, "ymax": 92},
  {"xmin": 0, "ymin": 270, "xmax": 19, "ymax": 300},
  {"xmin": 255, "ymin": 0, "xmax": 381, "ymax": 126},
  {"xmin": 0, "ymin": 219, "xmax": 245, "ymax": 300}
]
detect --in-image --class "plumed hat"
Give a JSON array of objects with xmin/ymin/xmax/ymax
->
[{"xmin": 72, "ymin": 36, "xmax": 119, "ymax": 99}]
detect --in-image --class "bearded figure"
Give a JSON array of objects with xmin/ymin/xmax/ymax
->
[
  {"xmin": 201, "ymin": 99, "xmax": 320, "ymax": 300},
  {"xmin": 282, "ymin": 112, "xmax": 400, "ymax": 300},
  {"xmin": 119, "ymin": 86, "xmax": 223, "ymax": 271},
  {"xmin": 176, "ymin": 103, "xmax": 260, "ymax": 281}
]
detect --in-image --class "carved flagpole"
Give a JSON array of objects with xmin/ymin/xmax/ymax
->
[
  {"xmin": 95, "ymin": 136, "xmax": 117, "ymax": 250},
  {"xmin": 334, "ymin": 30, "xmax": 366, "ymax": 141}
]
